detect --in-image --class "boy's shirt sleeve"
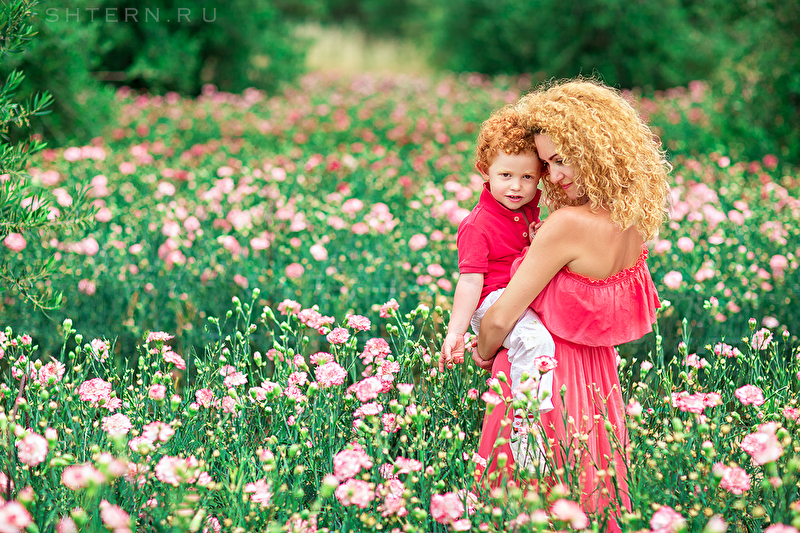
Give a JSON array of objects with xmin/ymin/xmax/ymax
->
[{"xmin": 456, "ymin": 221, "xmax": 490, "ymax": 274}]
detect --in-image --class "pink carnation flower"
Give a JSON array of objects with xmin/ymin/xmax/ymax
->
[
  {"xmin": 149, "ymin": 384, "xmax": 166, "ymax": 400},
  {"xmin": 534, "ymin": 354, "xmax": 557, "ymax": 373},
  {"xmin": 379, "ymin": 299, "xmax": 399, "ymax": 318},
  {"xmin": 316, "ymin": 362, "xmax": 347, "ymax": 388},
  {"xmin": 78, "ymin": 378, "xmax": 112, "ymax": 405},
  {"xmin": 101, "ymin": 413, "xmax": 133, "ymax": 437},
  {"xmin": 146, "ymin": 331, "xmax": 174, "ymax": 343},
  {"xmin": 353, "ymin": 376, "xmax": 382, "ymax": 402},
  {"xmin": 99, "ymin": 499, "xmax": 131, "ymax": 530},
  {"xmin": 38, "ymin": 360, "xmax": 65, "ymax": 386},
  {"xmin": 195, "ymin": 388, "xmax": 215, "ymax": 407},
  {"xmin": 62, "ymin": 463, "xmax": 105, "ymax": 490},
  {"xmin": 346, "ymin": 314, "xmax": 371, "ymax": 331},
  {"xmin": 740, "ymin": 424, "xmax": 784, "ymax": 465},
  {"xmin": 717, "ymin": 464, "xmax": 751, "ymax": 495},
  {"xmin": 223, "ymin": 371, "xmax": 248, "ymax": 388},
  {"xmin": 335, "ymin": 478, "xmax": 375, "ymax": 508},
  {"xmin": 650, "ymin": 505, "xmax": 686, "ymax": 533},
  {"xmin": 735, "ymin": 384, "xmax": 765, "ymax": 406},
  {"xmin": 163, "ymin": 350, "xmax": 186, "ymax": 369},
  {"xmin": 430, "ymin": 492, "xmax": 464, "ymax": 524},
  {"xmin": 550, "ymin": 499, "xmax": 588, "ymax": 529},
  {"xmin": 327, "ymin": 327, "xmax": 350, "ymax": 345},
  {"xmin": 309, "ymin": 351, "xmax": 334, "ymax": 365},
  {"xmin": 0, "ymin": 500, "xmax": 32, "ymax": 531},
  {"xmin": 16, "ymin": 431, "xmax": 48, "ymax": 466},
  {"xmin": 333, "ymin": 446, "xmax": 373, "ymax": 481},
  {"xmin": 244, "ymin": 478, "xmax": 273, "ymax": 508}
]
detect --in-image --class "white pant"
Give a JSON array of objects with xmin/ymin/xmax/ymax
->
[{"xmin": 471, "ymin": 288, "xmax": 555, "ymax": 413}]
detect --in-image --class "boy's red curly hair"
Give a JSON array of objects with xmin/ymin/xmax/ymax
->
[{"xmin": 475, "ymin": 105, "xmax": 539, "ymax": 173}]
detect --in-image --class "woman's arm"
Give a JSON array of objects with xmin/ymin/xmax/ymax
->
[{"xmin": 475, "ymin": 210, "xmax": 583, "ymax": 360}]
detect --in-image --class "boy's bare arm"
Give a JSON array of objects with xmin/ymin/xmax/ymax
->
[{"xmin": 440, "ymin": 273, "xmax": 483, "ymax": 371}]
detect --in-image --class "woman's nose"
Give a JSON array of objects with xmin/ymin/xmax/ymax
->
[{"xmin": 548, "ymin": 170, "xmax": 561, "ymax": 183}]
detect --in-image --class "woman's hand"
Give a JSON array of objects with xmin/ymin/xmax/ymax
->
[{"xmin": 469, "ymin": 338, "xmax": 495, "ymax": 372}]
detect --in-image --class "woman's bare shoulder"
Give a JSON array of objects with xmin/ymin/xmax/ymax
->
[{"xmin": 539, "ymin": 205, "xmax": 599, "ymax": 238}]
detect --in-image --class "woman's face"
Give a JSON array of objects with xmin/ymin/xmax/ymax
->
[{"xmin": 535, "ymin": 135, "xmax": 580, "ymax": 200}]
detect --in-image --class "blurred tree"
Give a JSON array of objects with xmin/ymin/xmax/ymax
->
[
  {"xmin": 0, "ymin": 0, "xmax": 96, "ymax": 310},
  {"xmin": 708, "ymin": 0, "xmax": 800, "ymax": 163},
  {"xmin": 410, "ymin": 0, "xmax": 723, "ymax": 91}
]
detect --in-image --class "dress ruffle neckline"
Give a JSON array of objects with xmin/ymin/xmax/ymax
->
[{"xmin": 526, "ymin": 245, "xmax": 661, "ymax": 347}]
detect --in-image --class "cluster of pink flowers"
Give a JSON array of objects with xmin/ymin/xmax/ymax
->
[
  {"xmin": 672, "ymin": 391, "xmax": 721, "ymax": 414},
  {"xmin": 154, "ymin": 455, "xmax": 200, "ymax": 486},
  {"xmin": 713, "ymin": 342, "xmax": 742, "ymax": 358},
  {"xmin": 62, "ymin": 463, "xmax": 106, "ymax": 490},
  {"xmin": 297, "ymin": 307, "xmax": 335, "ymax": 333},
  {"xmin": 740, "ymin": 422, "xmax": 784, "ymax": 465},
  {"xmin": 78, "ymin": 378, "xmax": 120, "ymax": 410}
]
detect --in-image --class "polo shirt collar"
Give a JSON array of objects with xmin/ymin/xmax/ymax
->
[{"xmin": 479, "ymin": 182, "xmax": 539, "ymax": 220}]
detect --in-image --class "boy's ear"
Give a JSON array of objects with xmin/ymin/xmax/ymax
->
[{"xmin": 475, "ymin": 162, "xmax": 489, "ymax": 179}]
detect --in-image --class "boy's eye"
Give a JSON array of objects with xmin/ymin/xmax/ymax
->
[{"xmin": 523, "ymin": 175, "xmax": 533, "ymax": 180}]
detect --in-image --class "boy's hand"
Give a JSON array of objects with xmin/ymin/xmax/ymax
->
[
  {"xmin": 439, "ymin": 331, "xmax": 466, "ymax": 372},
  {"xmin": 528, "ymin": 220, "xmax": 544, "ymax": 242}
]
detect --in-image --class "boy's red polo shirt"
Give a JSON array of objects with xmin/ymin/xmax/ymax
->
[{"xmin": 457, "ymin": 182, "xmax": 541, "ymax": 305}]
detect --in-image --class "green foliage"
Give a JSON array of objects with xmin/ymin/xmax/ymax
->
[
  {"xmin": 707, "ymin": 0, "xmax": 800, "ymax": 164},
  {"xmin": 0, "ymin": 0, "xmax": 97, "ymax": 310},
  {"xmin": 0, "ymin": 0, "xmax": 308, "ymax": 146},
  {"xmin": 383, "ymin": 0, "xmax": 721, "ymax": 90}
]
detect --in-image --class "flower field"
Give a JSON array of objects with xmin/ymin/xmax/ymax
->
[{"xmin": 1, "ymin": 71, "xmax": 799, "ymax": 531}]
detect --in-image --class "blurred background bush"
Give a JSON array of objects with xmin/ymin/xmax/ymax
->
[{"xmin": 2, "ymin": 0, "xmax": 798, "ymax": 164}]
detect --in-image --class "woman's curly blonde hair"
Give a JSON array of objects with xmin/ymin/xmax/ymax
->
[
  {"xmin": 475, "ymin": 105, "xmax": 539, "ymax": 173},
  {"xmin": 515, "ymin": 79, "xmax": 671, "ymax": 240}
]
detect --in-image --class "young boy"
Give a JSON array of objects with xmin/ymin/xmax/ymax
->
[{"xmin": 440, "ymin": 105, "xmax": 555, "ymax": 472}]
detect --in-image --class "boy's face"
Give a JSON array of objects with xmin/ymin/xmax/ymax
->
[{"xmin": 479, "ymin": 150, "xmax": 541, "ymax": 211}]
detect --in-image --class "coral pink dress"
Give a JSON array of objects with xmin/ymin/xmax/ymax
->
[{"xmin": 477, "ymin": 245, "xmax": 660, "ymax": 525}]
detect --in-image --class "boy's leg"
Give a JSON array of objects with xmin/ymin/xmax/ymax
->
[{"xmin": 505, "ymin": 309, "xmax": 555, "ymax": 412}]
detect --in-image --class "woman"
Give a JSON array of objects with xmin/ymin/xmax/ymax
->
[{"xmin": 473, "ymin": 79, "xmax": 670, "ymax": 528}]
